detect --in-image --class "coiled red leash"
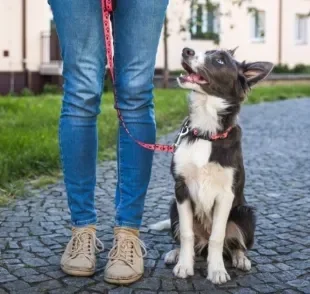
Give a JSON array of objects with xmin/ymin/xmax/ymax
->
[{"xmin": 101, "ymin": 0, "xmax": 175, "ymax": 153}]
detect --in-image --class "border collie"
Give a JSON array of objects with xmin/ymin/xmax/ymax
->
[{"xmin": 149, "ymin": 47, "xmax": 273, "ymax": 284}]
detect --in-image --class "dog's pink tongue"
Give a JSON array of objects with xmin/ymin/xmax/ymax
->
[
  {"xmin": 184, "ymin": 73, "xmax": 200, "ymax": 82},
  {"xmin": 190, "ymin": 73, "xmax": 201, "ymax": 83}
]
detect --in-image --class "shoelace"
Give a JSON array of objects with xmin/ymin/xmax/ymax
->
[
  {"xmin": 69, "ymin": 229, "xmax": 104, "ymax": 260},
  {"xmin": 108, "ymin": 233, "xmax": 147, "ymax": 266}
]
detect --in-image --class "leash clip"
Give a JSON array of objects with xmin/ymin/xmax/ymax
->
[{"xmin": 174, "ymin": 125, "xmax": 189, "ymax": 148}]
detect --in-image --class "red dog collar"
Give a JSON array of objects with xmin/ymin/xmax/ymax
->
[{"xmin": 192, "ymin": 126, "xmax": 234, "ymax": 141}]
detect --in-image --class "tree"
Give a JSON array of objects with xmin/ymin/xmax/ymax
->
[{"xmin": 163, "ymin": 16, "xmax": 169, "ymax": 88}]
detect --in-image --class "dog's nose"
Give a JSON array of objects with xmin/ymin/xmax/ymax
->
[{"xmin": 182, "ymin": 47, "xmax": 195, "ymax": 57}]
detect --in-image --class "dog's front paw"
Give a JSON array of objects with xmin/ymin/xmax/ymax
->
[
  {"xmin": 173, "ymin": 262, "xmax": 194, "ymax": 278},
  {"xmin": 165, "ymin": 249, "xmax": 179, "ymax": 265},
  {"xmin": 232, "ymin": 255, "xmax": 251, "ymax": 271},
  {"xmin": 207, "ymin": 263, "xmax": 230, "ymax": 284}
]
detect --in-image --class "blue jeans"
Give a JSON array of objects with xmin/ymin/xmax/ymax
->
[{"xmin": 48, "ymin": 0, "xmax": 168, "ymax": 228}]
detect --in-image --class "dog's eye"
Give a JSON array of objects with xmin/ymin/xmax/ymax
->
[{"xmin": 216, "ymin": 59, "xmax": 224, "ymax": 65}]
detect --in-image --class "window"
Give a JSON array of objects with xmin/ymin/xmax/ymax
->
[
  {"xmin": 250, "ymin": 10, "xmax": 265, "ymax": 42},
  {"xmin": 295, "ymin": 14, "xmax": 308, "ymax": 44},
  {"xmin": 190, "ymin": 0, "xmax": 219, "ymax": 43}
]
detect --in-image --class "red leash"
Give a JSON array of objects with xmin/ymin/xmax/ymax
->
[{"xmin": 101, "ymin": 0, "xmax": 175, "ymax": 153}]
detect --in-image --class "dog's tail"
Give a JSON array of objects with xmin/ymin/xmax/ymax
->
[{"xmin": 148, "ymin": 219, "xmax": 171, "ymax": 231}]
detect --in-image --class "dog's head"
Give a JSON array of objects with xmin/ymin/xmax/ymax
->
[{"xmin": 178, "ymin": 47, "xmax": 273, "ymax": 102}]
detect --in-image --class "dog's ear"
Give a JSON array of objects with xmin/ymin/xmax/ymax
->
[
  {"xmin": 228, "ymin": 47, "xmax": 238, "ymax": 56},
  {"xmin": 241, "ymin": 62, "xmax": 274, "ymax": 87}
]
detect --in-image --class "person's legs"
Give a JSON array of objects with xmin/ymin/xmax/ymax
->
[
  {"xmin": 104, "ymin": 0, "xmax": 168, "ymax": 284},
  {"xmin": 48, "ymin": 0, "xmax": 106, "ymax": 275}
]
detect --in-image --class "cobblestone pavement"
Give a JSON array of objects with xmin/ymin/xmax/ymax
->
[{"xmin": 1, "ymin": 98, "xmax": 310, "ymax": 294}]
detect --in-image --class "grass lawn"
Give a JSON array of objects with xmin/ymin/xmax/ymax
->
[{"xmin": 1, "ymin": 84, "xmax": 310, "ymax": 205}]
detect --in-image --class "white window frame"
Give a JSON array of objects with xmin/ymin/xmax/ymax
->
[
  {"xmin": 250, "ymin": 10, "xmax": 266, "ymax": 43},
  {"xmin": 295, "ymin": 14, "xmax": 308, "ymax": 45}
]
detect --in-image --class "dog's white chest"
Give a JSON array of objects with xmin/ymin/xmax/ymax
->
[
  {"xmin": 174, "ymin": 138, "xmax": 234, "ymax": 224},
  {"xmin": 174, "ymin": 139, "xmax": 212, "ymax": 172}
]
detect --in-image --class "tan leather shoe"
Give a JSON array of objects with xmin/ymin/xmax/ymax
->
[
  {"xmin": 60, "ymin": 225, "xmax": 104, "ymax": 276},
  {"xmin": 104, "ymin": 227, "xmax": 147, "ymax": 285}
]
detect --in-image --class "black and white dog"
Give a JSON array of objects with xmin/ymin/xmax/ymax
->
[{"xmin": 150, "ymin": 47, "xmax": 273, "ymax": 284}]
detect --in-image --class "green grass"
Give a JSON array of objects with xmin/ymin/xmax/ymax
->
[{"xmin": 0, "ymin": 85, "xmax": 309, "ymax": 205}]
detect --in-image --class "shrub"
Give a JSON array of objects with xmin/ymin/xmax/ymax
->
[
  {"xmin": 292, "ymin": 64, "xmax": 310, "ymax": 74},
  {"xmin": 272, "ymin": 64, "xmax": 290, "ymax": 73},
  {"xmin": 20, "ymin": 88, "xmax": 34, "ymax": 97},
  {"xmin": 272, "ymin": 63, "xmax": 310, "ymax": 74},
  {"xmin": 43, "ymin": 84, "xmax": 62, "ymax": 95}
]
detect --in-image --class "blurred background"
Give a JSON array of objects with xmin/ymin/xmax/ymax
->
[
  {"xmin": 0, "ymin": 0, "xmax": 309, "ymax": 203},
  {"xmin": 0, "ymin": 0, "xmax": 310, "ymax": 94}
]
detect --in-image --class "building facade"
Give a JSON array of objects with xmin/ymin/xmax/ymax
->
[
  {"xmin": 0, "ymin": 0, "xmax": 309, "ymax": 94},
  {"xmin": 0, "ymin": 0, "xmax": 59, "ymax": 95}
]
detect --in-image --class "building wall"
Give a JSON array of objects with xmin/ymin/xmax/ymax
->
[
  {"xmin": 26, "ymin": 0, "xmax": 52, "ymax": 72},
  {"xmin": 156, "ymin": 0, "xmax": 310, "ymax": 71},
  {"xmin": 220, "ymin": 0, "xmax": 280, "ymax": 65},
  {"xmin": 0, "ymin": 0, "xmax": 52, "ymax": 94},
  {"xmin": 0, "ymin": 0, "xmax": 51, "ymax": 73},
  {"xmin": 282, "ymin": 0, "xmax": 310, "ymax": 67},
  {"xmin": 0, "ymin": 1, "xmax": 23, "ymax": 72}
]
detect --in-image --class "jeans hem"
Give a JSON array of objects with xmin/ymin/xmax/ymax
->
[
  {"xmin": 72, "ymin": 217, "xmax": 97, "ymax": 228},
  {"xmin": 115, "ymin": 221, "xmax": 140, "ymax": 230}
]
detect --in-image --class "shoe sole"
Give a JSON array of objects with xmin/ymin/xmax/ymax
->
[
  {"xmin": 61, "ymin": 265, "xmax": 95, "ymax": 277},
  {"xmin": 103, "ymin": 273, "xmax": 143, "ymax": 285}
]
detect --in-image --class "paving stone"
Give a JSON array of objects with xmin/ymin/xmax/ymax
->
[
  {"xmin": 2, "ymin": 280, "xmax": 31, "ymax": 292},
  {"xmin": 21, "ymin": 257, "xmax": 49, "ymax": 267},
  {"xmin": 274, "ymin": 270, "xmax": 305, "ymax": 282},
  {"xmin": 255, "ymin": 264, "xmax": 279, "ymax": 273},
  {"xmin": 298, "ymin": 286, "xmax": 310, "ymax": 294},
  {"xmin": 1, "ymin": 254, "xmax": 16, "ymax": 259},
  {"xmin": 2, "ymin": 258, "xmax": 21, "ymax": 265},
  {"xmin": 109, "ymin": 288, "xmax": 133, "ymax": 294},
  {"xmin": 0, "ymin": 273, "xmax": 17, "ymax": 283},
  {"xmin": 161, "ymin": 279, "xmax": 176, "ymax": 291},
  {"xmin": 152, "ymin": 268, "xmax": 174, "ymax": 278},
  {"xmin": 281, "ymin": 290, "xmax": 301, "ymax": 294},
  {"xmin": 88, "ymin": 282, "xmax": 117, "ymax": 291},
  {"xmin": 287, "ymin": 279, "xmax": 310, "ymax": 288},
  {"xmin": 46, "ymin": 270, "xmax": 67, "ymax": 279},
  {"xmin": 22, "ymin": 274, "xmax": 51, "ymax": 283},
  {"xmin": 236, "ymin": 275, "xmax": 262, "ymax": 287},
  {"xmin": 174, "ymin": 279, "xmax": 194, "ymax": 291},
  {"xmin": 62, "ymin": 277, "xmax": 95, "ymax": 288},
  {"xmin": 49, "ymin": 286, "xmax": 80, "ymax": 294},
  {"xmin": 230, "ymin": 288, "xmax": 257, "ymax": 294},
  {"xmin": 26, "ymin": 280, "xmax": 63, "ymax": 292},
  {"xmin": 254, "ymin": 272, "xmax": 281, "ymax": 284},
  {"xmin": 144, "ymin": 259, "xmax": 156, "ymax": 268},
  {"xmin": 130, "ymin": 278, "xmax": 161, "ymax": 291},
  {"xmin": 13, "ymin": 267, "xmax": 39, "ymax": 277},
  {"xmin": 274, "ymin": 263, "xmax": 294, "ymax": 271},
  {"xmin": 192, "ymin": 279, "xmax": 217, "ymax": 291},
  {"xmin": 251, "ymin": 284, "xmax": 276, "ymax": 293}
]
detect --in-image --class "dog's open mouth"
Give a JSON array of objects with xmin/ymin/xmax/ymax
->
[{"xmin": 179, "ymin": 62, "xmax": 208, "ymax": 85}]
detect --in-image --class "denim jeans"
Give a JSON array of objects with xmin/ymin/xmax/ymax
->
[{"xmin": 48, "ymin": 0, "xmax": 168, "ymax": 228}]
